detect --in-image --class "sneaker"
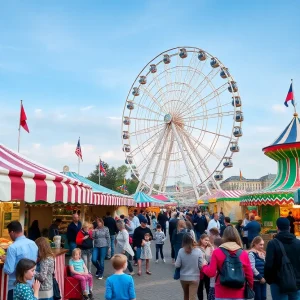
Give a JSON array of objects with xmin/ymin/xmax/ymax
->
[
  {"xmin": 155, "ymin": 260, "xmax": 158, "ymax": 263},
  {"xmin": 83, "ymin": 295, "xmax": 89, "ymax": 300},
  {"xmin": 129, "ymin": 272, "xmax": 135, "ymax": 276},
  {"xmin": 88, "ymin": 292, "xmax": 94, "ymax": 300},
  {"xmin": 95, "ymin": 271, "xmax": 100, "ymax": 277},
  {"xmin": 163, "ymin": 259, "xmax": 166, "ymax": 263},
  {"xmin": 98, "ymin": 275, "xmax": 104, "ymax": 280}
]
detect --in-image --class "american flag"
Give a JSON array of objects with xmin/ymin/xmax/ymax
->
[
  {"xmin": 75, "ymin": 138, "xmax": 83, "ymax": 161},
  {"xmin": 99, "ymin": 159, "xmax": 106, "ymax": 176}
]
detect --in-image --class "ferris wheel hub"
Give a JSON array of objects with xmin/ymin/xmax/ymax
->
[{"xmin": 164, "ymin": 113, "xmax": 173, "ymax": 124}]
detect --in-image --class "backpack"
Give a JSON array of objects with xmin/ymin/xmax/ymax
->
[
  {"xmin": 219, "ymin": 248, "xmax": 245, "ymax": 288},
  {"xmin": 274, "ymin": 239, "xmax": 297, "ymax": 293}
]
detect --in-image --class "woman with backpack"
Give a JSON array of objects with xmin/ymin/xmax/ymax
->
[
  {"xmin": 172, "ymin": 220, "xmax": 188, "ymax": 260},
  {"xmin": 175, "ymin": 233, "xmax": 203, "ymax": 300},
  {"xmin": 202, "ymin": 226, "xmax": 253, "ymax": 300},
  {"xmin": 248, "ymin": 236, "xmax": 266, "ymax": 300}
]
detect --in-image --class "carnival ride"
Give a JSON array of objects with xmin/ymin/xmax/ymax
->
[{"xmin": 122, "ymin": 47, "xmax": 243, "ymax": 200}]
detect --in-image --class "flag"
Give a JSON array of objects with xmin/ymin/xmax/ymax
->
[
  {"xmin": 284, "ymin": 83, "xmax": 294, "ymax": 107},
  {"xmin": 75, "ymin": 138, "xmax": 83, "ymax": 161},
  {"xmin": 20, "ymin": 103, "xmax": 29, "ymax": 133},
  {"xmin": 239, "ymin": 169, "xmax": 242, "ymax": 181},
  {"xmin": 99, "ymin": 160, "xmax": 106, "ymax": 176}
]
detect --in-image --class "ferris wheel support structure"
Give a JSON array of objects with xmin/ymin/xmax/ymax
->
[
  {"xmin": 135, "ymin": 127, "xmax": 167, "ymax": 193},
  {"xmin": 171, "ymin": 122, "xmax": 200, "ymax": 200}
]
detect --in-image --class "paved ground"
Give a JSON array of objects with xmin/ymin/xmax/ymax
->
[{"xmin": 90, "ymin": 236, "xmax": 272, "ymax": 299}]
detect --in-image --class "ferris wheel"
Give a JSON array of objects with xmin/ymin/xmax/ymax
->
[{"xmin": 122, "ymin": 46, "xmax": 243, "ymax": 200}]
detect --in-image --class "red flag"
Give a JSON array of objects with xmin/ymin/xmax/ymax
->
[{"xmin": 20, "ymin": 103, "xmax": 29, "ymax": 133}]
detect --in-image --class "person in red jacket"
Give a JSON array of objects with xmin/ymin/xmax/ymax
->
[
  {"xmin": 76, "ymin": 222, "xmax": 93, "ymax": 273},
  {"xmin": 202, "ymin": 226, "xmax": 253, "ymax": 299}
]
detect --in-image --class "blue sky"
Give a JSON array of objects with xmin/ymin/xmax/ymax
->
[{"xmin": 1, "ymin": 0, "xmax": 300, "ymax": 180}]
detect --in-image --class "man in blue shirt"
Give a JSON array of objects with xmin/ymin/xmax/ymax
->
[
  {"xmin": 67, "ymin": 213, "xmax": 82, "ymax": 253},
  {"xmin": 243, "ymin": 214, "xmax": 261, "ymax": 245},
  {"xmin": 1, "ymin": 221, "xmax": 38, "ymax": 300}
]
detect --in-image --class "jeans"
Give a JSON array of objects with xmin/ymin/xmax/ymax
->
[
  {"xmin": 81, "ymin": 248, "xmax": 93, "ymax": 273},
  {"xmin": 92, "ymin": 247, "xmax": 107, "ymax": 276},
  {"xmin": 195, "ymin": 231, "xmax": 201, "ymax": 242},
  {"xmin": 253, "ymin": 281, "xmax": 266, "ymax": 300},
  {"xmin": 156, "ymin": 244, "xmax": 164, "ymax": 260},
  {"xmin": 7, "ymin": 290, "xmax": 13, "ymax": 300},
  {"xmin": 180, "ymin": 280, "xmax": 199, "ymax": 300},
  {"xmin": 270, "ymin": 284, "xmax": 300, "ymax": 300},
  {"xmin": 174, "ymin": 245, "xmax": 181, "ymax": 260},
  {"xmin": 161, "ymin": 225, "xmax": 166, "ymax": 235},
  {"xmin": 110, "ymin": 235, "xmax": 115, "ymax": 257},
  {"xmin": 197, "ymin": 274, "xmax": 210, "ymax": 300},
  {"xmin": 69, "ymin": 241, "xmax": 77, "ymax": 254},
  {"xmin": 169, "ymin": 235, "xmax": 175, "ymax": 259},
  {"xmin": 124, "ymin": 251, "xmax": 133, "ymax": 273}
]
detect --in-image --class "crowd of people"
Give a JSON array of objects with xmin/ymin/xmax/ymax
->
[{"xmin": 1, "ymin": 208, "xmax": 300, "ymax": 300}]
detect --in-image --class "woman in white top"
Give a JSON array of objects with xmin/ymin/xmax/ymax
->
[{"xmin": 115, "ymin": 221, "xmax": 135, "ymax": 275}]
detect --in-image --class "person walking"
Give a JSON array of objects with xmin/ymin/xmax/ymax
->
[
  {"xmin": 220, "ymin": 217, "xmax": 231, "ymax": 237},
  {"xmin": 202, "ymin": 226, "xmax": 253, "ymax": 300},
  {"xmin": 248, "ymin": 236, "xmax": 266, "ymax": 300},
  {"xmin": 242, "ymin": 213, "xmax": 250, "ymax": 249},
  {"xmin": 207, "ymin": 213, "xmax": 220, "ymax": 236},
  {"xmin": 175, "ymin": 234, "xmax": 203, "ymax": 300},
  {"xmin": 154, "ymin": 224, "xmax": 166, "ymax": 263},
  {"xmin": 35, "ymin": 237, "xmax": 55, "ymax": 300},
  {"xmin": 287, "ymin": 211, "xmax": 296, "ymax": 234},
  {"xmin": 243, "ymin": 214, "xmax": 261, "ymax": 246},
  {"xmin": 193, "ymin": 210, "xmax": 208, "ymax": 241},
  {"xmin": 67, "ymin": 213, "xmax": 82, "ymax": 253},
  {"xmin": 169, "ymin": 212, "xmax": 179, "ymax": 263},
  {"xmin": 115, "ymin": 221, "xmax": 135, "ymax": 276},
  {"xmin": 92, "ymin": 218, "xmax": 110, "ymax": 279},
  {"xmin": 104, "ymin": 212, "xmax": 118, "ymax": 259},
  {"xmin": 172, "ymin": 220, "xmax": 188, "ymax": 260},
  {"xmin": 1, "ymin": 221, "xmax": 38, "ymax": 300},
  {"xmin": 76, "ymin": 222, "xmax": 93, "ymax": 273},
  {"xmin": 132, "ymin": 217, "xmax": 153, "ymax": 276},
  {"xmin": 265, "ymin": 217, "xmax": 300, "ymax": 299},
  {"xmin": 157, "ymin": 211, "xmax": 169, "ymax": 235},
  {"xmin": 197, "ymin": 234, "xmax": 213, "ymax": 300}
]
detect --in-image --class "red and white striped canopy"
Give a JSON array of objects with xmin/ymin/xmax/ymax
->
[
  {"xmin": 93, "ymin": 193, "xmax": 135, "ymax": 206},
  {"xmin": 0, "ymin": 144, "xmax": 93, "ymax": 204}
]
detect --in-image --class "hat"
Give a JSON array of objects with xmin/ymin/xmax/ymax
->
[
  {"xmin": 276, "ymin": 217, "xmax": 290, "ymax": 231},
  {"xmin": 140, "ymin": 217, "xmax": 148, "ymax": 224}
]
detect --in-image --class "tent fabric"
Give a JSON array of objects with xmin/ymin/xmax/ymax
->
[
  {"xmin": 0, "ymin": 144, "xmax": 93, "ymax": 203},
  {"xmin": 65, "ymin": 172, "xmax": 134, "ymax": 207},
  {"xmin": 152, "ymin": 194, "xmax": 177, "ymax": 206},
  {"xmin": 134, "ymin": 192, "xmax": 165, "ymax": 208}
]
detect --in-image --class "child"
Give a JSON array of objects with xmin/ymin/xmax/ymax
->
[
  {"xmin": 208, "ymin": 237, "xmax": 222, "ymax": 300},
  {"xmin": 154, "ymin": 224, "xmax": 166, "ymax": 263},
  {"xmin": 105, "ymin": 254, "xmax": 136, "ymax": 300},
  {"xmin": 140, "ymin": 233, "xmax": 152, "ymax": 275},
  {"xmin": 69, "ymin": 248, "xmax": 94, "ymax": 300},
  {"xmin": 14, "ymin": 258, "xmax": 41, "ymax": 300}
]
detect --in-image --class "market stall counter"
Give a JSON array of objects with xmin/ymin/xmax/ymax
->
[{"xmin": 0, "ymin": 248, "xmax": 68, "ymax": 300}]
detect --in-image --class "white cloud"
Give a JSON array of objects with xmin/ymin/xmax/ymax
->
[
  {"xmin": 107, "ymin": 116, "xmax": 122, "ymax": 120},
  {"xmin": 80, "ymin": 106, "xmax": 94, "ymax": 111},
  {"xmin": 272, "ymin": 104, "xmax": 286, "ymax": 113},
  {"xmin": 34, "ymin": 109, "xmax": 43, "ymax": 118}
]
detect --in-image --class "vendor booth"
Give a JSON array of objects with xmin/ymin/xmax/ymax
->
[
  {"xmin": 64, "ymin": 172, "xmax": 134, "ymax": 219},
  {"xmin": 241, "ymin": 113, "xmax": 300, "ymax": 244},
  {"xmin": 0, "ymin": 144, "xmax": 94, "ymax": 300},
  {"xmin": 129, "ymin": 192, "xmax": 165, "ymax": 214},
  {"xmin": 152, "ymin": 194, "xmax": 178, "ymax": 208}
]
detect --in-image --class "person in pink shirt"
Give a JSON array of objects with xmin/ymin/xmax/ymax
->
[{"xmin": 202, "ymin": 226, "xmax": 253, "ymax": 300}]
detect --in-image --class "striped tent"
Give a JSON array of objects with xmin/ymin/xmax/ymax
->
[
  {"xmin": 152, "ymin": 194, "xmax": 177, "ymax": 206},
  {"xmin": 65, "ymin": 172, "xmax": 134, "ymax": 206},
  {"xmin": 241, "ymin": 113, "xmax": 300, "ymax": 206},
  {"xmin": 0, "ymin": 144, "xmax": 93, "ymax": 204},
  {"xmin": 134, "ymin": 192, "xmax": 165, "ymax": 208}
]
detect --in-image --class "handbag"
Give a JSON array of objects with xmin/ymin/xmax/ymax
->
[
  {"xmin": 244, "ymin": 281, "xmax": 255, "ymax": 299},
  {"xmin": 173, "ymin": 267, "xmax": 180, "ymax": 280},
  {"xmin": 53, "ymin": 261, "xmax": 62, "ymax": 300}
]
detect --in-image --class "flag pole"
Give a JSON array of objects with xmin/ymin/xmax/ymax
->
[
  {"xmin": 78, "ymin": 156, "xmax": 80, "ymax": 175},
  {"xmin": 17, "ymin": 100, "xmax": 22, "ymax": 153},
  {"xmin": 292, "ymin": 79, "xmax": 297, "ymax": 114},
  {"xmin": 99, "ymin": 157, "xmax": 101, "ymax": 186}
]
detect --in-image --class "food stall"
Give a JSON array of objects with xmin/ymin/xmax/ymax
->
[
  {"xmin": 240, "ymin": 113, "xmax": 300, "ymax": 246},
  {"xmin": 0, "ymin": 144, "xmax": 94, "ymax": 300},
  {"xmin": 62, "ymin": 172, "xmax": 135, "ymax": 220},
  {"xmin": 130, "ymin": 192, "xmax": 165, "ymax": 214}
]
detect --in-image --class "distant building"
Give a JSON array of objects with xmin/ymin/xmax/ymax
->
[{"xmin": 220, "ymin": 174, "xmax": 276, "ymax": 192}]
